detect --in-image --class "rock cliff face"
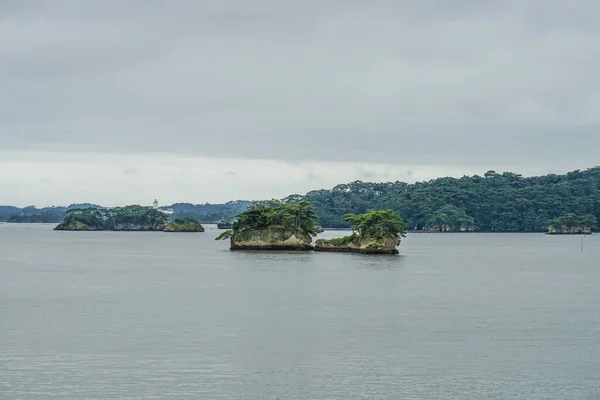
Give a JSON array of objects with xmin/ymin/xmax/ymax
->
[
  {"xmin": 164, "ymin": 221, "xmax": 205, "ymax": 232},
  {"xmin": 230, "ymin": 228, "xmax": 313, "ymax": 250},
  {"xmin": 54, "ymin": 222, "xmax": 166, "ymax": 231},
  {"xmin": 314, "ymin": 234, "xmax": 399, "ymax": 254},
  {"xmin": 110, "ymin": 223, "xmax": 165, "ymax": 231},
  {"xmin": 54, "ymin": 221, "xmax": 103, "ymax": 231},
  {"xmin": 546, "ymin": 226, "xmax": 592, "ymax": 235}
]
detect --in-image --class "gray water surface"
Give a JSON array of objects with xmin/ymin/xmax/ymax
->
[{"xmin": 1, "ymin": 224, "xmax": 599, "ymax": 399}]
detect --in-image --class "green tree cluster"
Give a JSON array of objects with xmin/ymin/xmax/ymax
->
[
  {"xmin": 164, "ymin": 217, "xmax": 204, "ymax": 232},
  {"xmin": 292, "ymin": 166, "xmax": 600, "ymax": 232},
  {"xmin": 0, "ymin": 203, "xmax": 102, "ymax": 223},
  {"xmin": 426, "ymin": 205, "xmax": 475, "ymax": 232},
  {"xmin": 61, "ymin": 207, "xmax": 105, "ymax": 229},
  {"xmin": 103, "ymin": 205, "xmax": 169, "ymax": 230},
  {"xmin": 314, "ymin": 210, "xmax": 405, "ymax": 254},
  {"xmin": 216, "ymin": 200, "xmax": 319, "ymax": 240},
  {"xmin": 56, "ymin": 206, "xmax": 169, "ymax": 231},
  {"xmin": 167, "ymin": 200, "xmax": 251, "ymax": 223},
  {"xmin": 548, "ymin": 213, "xmax": 597, "ymax": 234},
  {"xmin": 342, "ymin": 210, "xmax": 406, "ymax": 242}
]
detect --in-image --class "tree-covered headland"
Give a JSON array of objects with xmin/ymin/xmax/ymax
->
[
  {"xmin": 289, "ymin": 166, "xmax": 600, "ymax": 232},
  {"xmin": 3, "ymin": 166, "xmax": 600, "ymax": 233},
  {"xmin": 54, "ymin": 205, "xmax": 200, "ymax": 232}
]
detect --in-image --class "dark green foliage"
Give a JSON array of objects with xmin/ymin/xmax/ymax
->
[
  {"xmin": 61, "ymin": 207, "xmax": 105, "ymax": 229},
  {"xmin": 315, "ymin": 210, "xmax": 404, "ymax": 254},
  {"xmin": 0, "ymin": 206, "xmax": 20, "ymax": 215},
  {"xmin": 316, "ymin": 233, "xmax": 358, "ymax": 247},
  {"xmin": 164, "ymin": 217, "xmax": 204, "ymax": 232},
  {"xmin": 0, "ymin": 203, "xmax": 102, "ymax": 223},
  {"xmin": 426, "ymin": 205, "xmax": 475, "ymax": 232},
  {"xmin": 215, "ymin": 230, "xmax": 234, "ymax": 240},
  {"xmin": 173, "ymin": 217, "xmax": 199, "ymax": 225},
  {"xmin": 7, "ymin": 166, "xmax": 600, "ymax": 233},
  {"xmin": 5, "ymin": 209, "xmax": 65, "ymax": 223},
  {"xmin": 342, "ymin": 210, "xmax": 406, "ymax": 241},
  {"xmin": 103, "ymin": 205, "xmax": 169, "ymax": 230},
  {"xmin": 548, "ymin": 213, "xmax": 597, "ymax": 233},
  {"xmin": 168, "ymin": 200, "xmax": 251, "ymax": 223},
  {"xmin": 66, "ymin": 203, "xmax": 102, "ymax": 210},
  {"xmin": 297, "ymin": 166, "xmax": 600, "ymax": 232},
  {"xmin": 217, "ymin": 220, "xmax": 233, "ymax": 229},
  {"xmin": 56, "ymin": 206, "xmax": 169, "ymax": 231},
  {"xmin": 215, "ymin": 199, "xmax": 319, "ymax": 240}
]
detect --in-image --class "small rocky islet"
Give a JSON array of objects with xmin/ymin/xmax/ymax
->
[
  {"xmin": 164, "ymin": 218, "xmax": 205, "ymax": 232},
  {"xmin": 54, "ymin": 205, "xmax": 204, "ymax": 233},
  {"xmin": 214, "ymin": 200, "xmax": 318, "ymax": 251},
  {"xmin": 53, "ymin": 201, "xmax": 406, "ymax": 254},
  {"xmin": 314, "ymin": 210, "xmax": 404, "ymax": 254},
  {"xmin": 216, "ymin": 220, "xmax": 233, "ymax": 229},
  {"xmin": 216, "ymin": 200, "xmax": 405, "ymax": 254},
  {"xmin": 545, "ymin": 213, "xmax": 594, "ymax": 235}
]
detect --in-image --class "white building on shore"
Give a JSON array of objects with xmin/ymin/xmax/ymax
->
[{"xmin": 152, "ymin": 199, "xmax": 174, "ymax": 215}]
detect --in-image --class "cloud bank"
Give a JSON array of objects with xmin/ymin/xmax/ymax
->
[{"xmin": 1, "ymin": 1, "xmax": 598, "ymax": 205}]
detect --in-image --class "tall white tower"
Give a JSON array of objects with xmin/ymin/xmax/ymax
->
[{"xmin": 153, "ymin": 199, "xmax": 159, "ymax": 209}]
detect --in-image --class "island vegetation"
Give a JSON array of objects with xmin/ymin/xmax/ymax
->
[
  {"xmin": 215, "ymin": 200, "xmax": 319, "ymax": 250},
  {"xmin": 166, "ymin": 201, "xmax": 251, "ymax": 223},
  {"xmin": 0, "ymin": 201, "xmax": 250, "ymax": 225},
  {"xmin": 315, "ymin": 210, "xmax": 406, "ymax": 254},
  {"xmin": 0, "ymin": 204, "xmax": 101, "ymax": 223},
  {"xmin": 285, "ymin": 166, "xmax": 600, "ymax": 232},
  {"xmin": 216, "ymin": 220, "xmax": 233, "ymax": 229},
  {"xmin": 546, "ymin": 213, "xmax": 596, "ymax": 235},
  {"xmin": 4, "ymin": 166, "xmax": 600, "ymax": 233},
  {"xmin": 54, "ymin": 205, "xmax": 172, "ymax": 231},
  {"xmin": 164, "ymin": 218, "xmax": 205, "ymax": 232}
]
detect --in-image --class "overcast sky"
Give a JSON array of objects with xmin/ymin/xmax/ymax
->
[{"xmin": 1, "ymin": 0, "xmax": 598, "ymax": 207}]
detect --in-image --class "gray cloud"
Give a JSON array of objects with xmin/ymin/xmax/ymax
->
[
  {"xmin": 1, "ymin": 0, "xmax": 599, "ymax": 171},
  {"xmin": 123, "ymin": 167, "xmax": 139, "ymax": 175},
  {"xmin": 356, "ymin": 166, "xmax": 378, "ymax": 180}
]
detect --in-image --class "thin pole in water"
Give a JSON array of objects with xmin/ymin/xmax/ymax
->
[{"xmin": 581, "ymin": 231, "xmax": 584, "ymax": 253}]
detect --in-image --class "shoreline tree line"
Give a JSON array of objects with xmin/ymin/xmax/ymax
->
[{"xmin": 2, "ymin": 166, "xmax": 599, "ymax": 232}]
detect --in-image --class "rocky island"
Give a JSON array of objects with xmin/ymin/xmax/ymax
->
[
  {"xmin": 54, "ymin": 207, "xmax": 110, "ymax": 231},
  {"xmin": 54, "ymin": 205, "xmax": 203, "ymax": 232},
  {"xmin": 546, "ymin": 213, "xmax": 596, "ymax": 235},
  {"xmin": 216, "ymin": 220, "xmax": 233, "ymax": 229},
  {"xmin": 215, "ymin": 200, "xmax": 319, "ymax": 250},
  {"xmin": 164, "ymin": 218, "xmax": 205, "ymax": 232},
  {"xmin": 314, "ymin": 210, "xmax": 406, "ymax": 254},
  {"xmin": 54, "ymin": 207, "xmax": 106, "ymax": 231}
]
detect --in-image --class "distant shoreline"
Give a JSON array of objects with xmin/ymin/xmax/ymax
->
[{"xmin": 0, "ymin": 222, "xmax": 595, "ymax": 235}]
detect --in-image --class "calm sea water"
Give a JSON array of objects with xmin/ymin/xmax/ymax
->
[{"xmin": 1, "ymin": 223, "xmax": 599, "ymax": 399}]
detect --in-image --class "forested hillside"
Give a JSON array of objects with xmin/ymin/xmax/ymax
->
[
  {"xmin": 286, "ymin": 166, "xmax": 600, "ymax": 232},
  {"xmin": 3, "ymin": 167, "xmax": 599, "ymax": 232},
  {"xmin": 0, "ymin": 204, "xmax": 101, "ymax": 223},
  {"xmin": 0, "ymin": 201, "xmax": 252, "ymax": 224},
  {"xmin": 168, "ymin": 200, "xmax": 252, "ymax": 223}
]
